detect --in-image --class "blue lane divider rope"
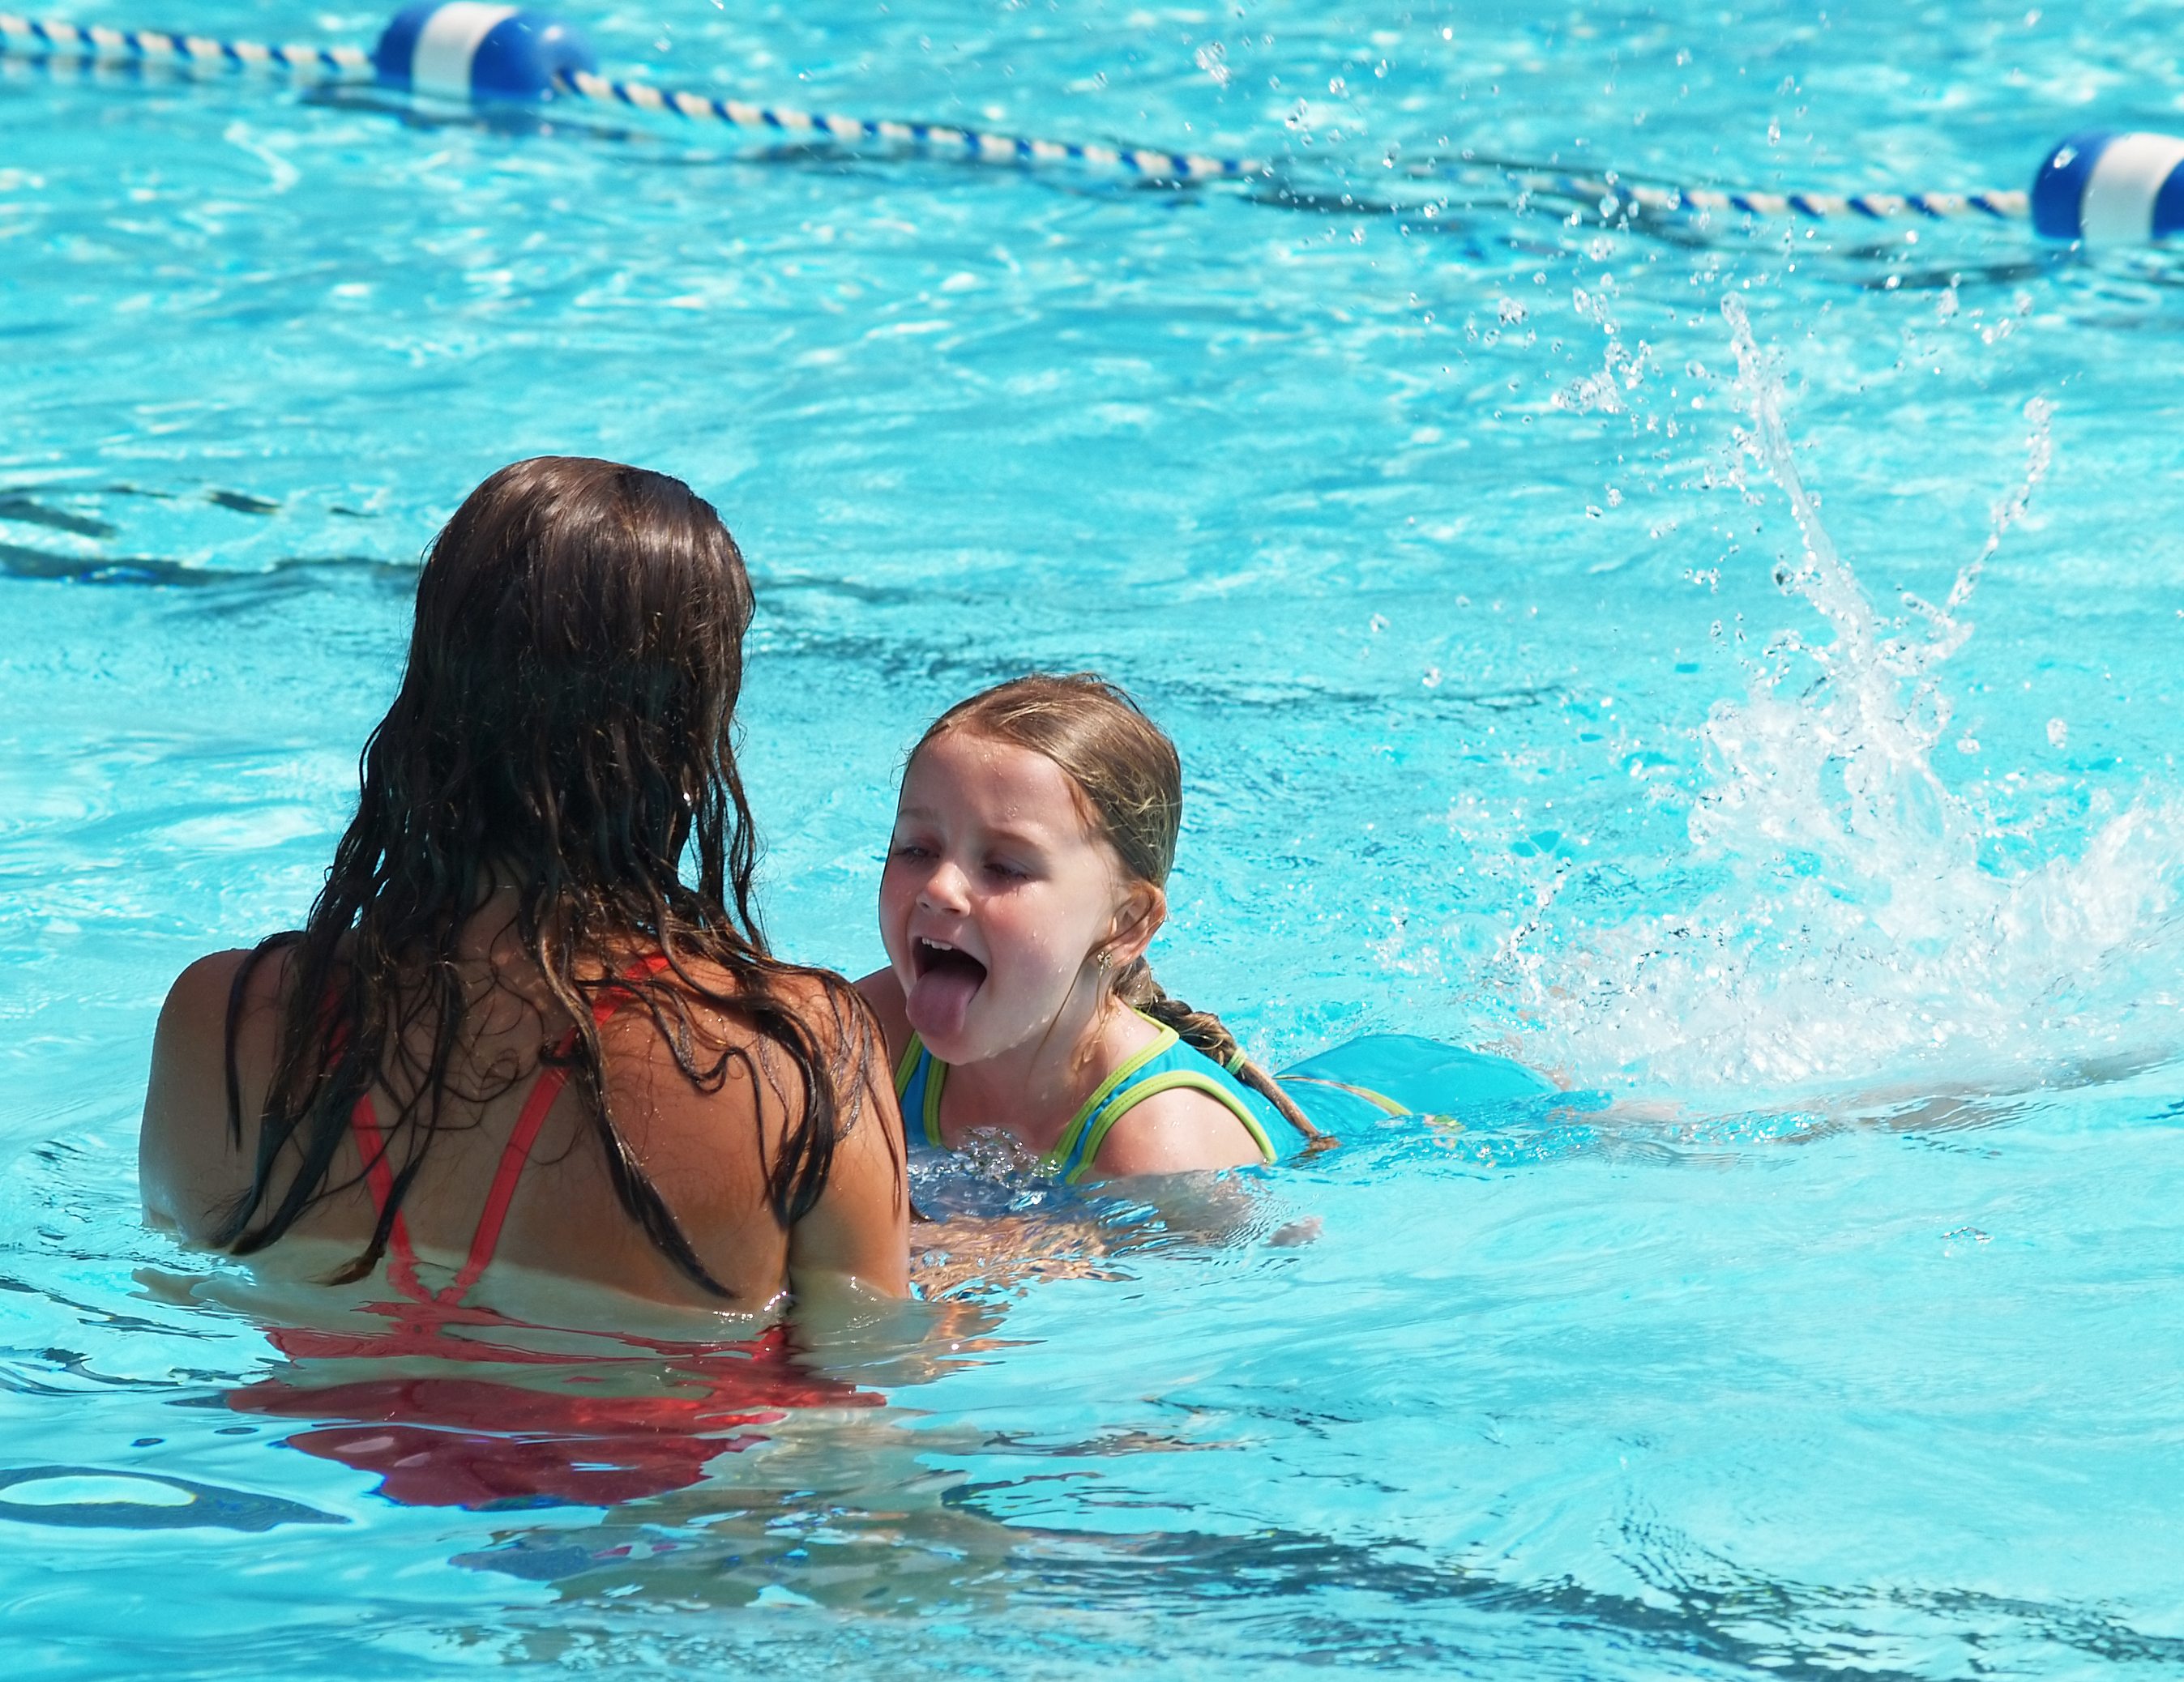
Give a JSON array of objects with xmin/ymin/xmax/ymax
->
[
  {"xmin": 15, "ymin": 6, "xmax": 2175, "ymax": 241},
  {"xmin": 0, "ymin": 9, "xmax": 368, "ymax": 75},
  {"xmin": 553, "ymin": 62, "xmax": 1259, "ymax": 182},
  {"xmin": 1437, "ymin": 173, "xmax": 2028, "ymax": 224}
]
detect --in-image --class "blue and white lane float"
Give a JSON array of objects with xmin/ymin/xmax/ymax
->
[
  {"xmin": 374, "ymin": 1, "xmax": 1259, "ymax": 180},
  {"xmin": 0, "ymin": 6, "xmax": 1259, "ymax": 182},
  {"xmin": 371, "ymin": 1, "xmax": 589, "ymax": 104},
  {"xmin": 9, "ymin": 5, "xmax": 2184, "ymax": 243},
  {"xmin": 2032, "ymin": 130, "xmax": 2184, "ymax": 244}
]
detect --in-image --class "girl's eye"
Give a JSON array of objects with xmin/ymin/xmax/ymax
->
[
  {"xmin": 984, "ymin": 859, "xmax": 1030, "ymax": 882},
  {"xmin": 890, "ymin": 841, "xmax": 934, "ymax": 861}
]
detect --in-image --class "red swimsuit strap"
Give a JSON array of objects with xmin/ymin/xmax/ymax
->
[
  {"xmin": 347, "ymin": 1079, "xmax": 424, "ymax": 1300},
  {"xmin": 348, "ymin": 954, "xmax": 676, "ymax": 1308}
]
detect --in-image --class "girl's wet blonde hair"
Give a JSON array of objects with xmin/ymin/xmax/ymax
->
[{"xmin": 912, "ymin": 672, "xmax": 1316, "ymax": 1140}]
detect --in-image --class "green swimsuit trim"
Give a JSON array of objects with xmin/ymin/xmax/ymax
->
[{"xmin": 893, "ymin": 1010, "xmax": 1279, "ymax": 1184}]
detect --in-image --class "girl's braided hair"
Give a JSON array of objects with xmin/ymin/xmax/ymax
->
[{"xmin": 914, "ymin": 673, "xmax": 1317, "ymax": 1142}]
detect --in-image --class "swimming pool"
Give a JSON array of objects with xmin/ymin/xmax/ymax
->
[{"xmin": 3, "ymin": 0, "xmax": 2182, "ymax": 1672}]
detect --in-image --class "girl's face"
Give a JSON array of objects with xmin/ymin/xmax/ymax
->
[{"xmin": 880, "ymin": 730, "xmax": 1148, "ymax": 1065}]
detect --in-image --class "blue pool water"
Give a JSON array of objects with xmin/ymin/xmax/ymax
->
[{"xmin": 4, "ymin": 0, "xmax": 2183, "ymax": 1673}]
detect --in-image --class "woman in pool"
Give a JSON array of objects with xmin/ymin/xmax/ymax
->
[
  {"xmin": 139, "ymin": 456, "xmax": 908, "ymax": 1321},
  {"xmin": 858, "ymin": 673, "xmax": 1319, "ymax": 1182}
]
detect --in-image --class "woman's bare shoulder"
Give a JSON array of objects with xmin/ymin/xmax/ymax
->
[
  {"xmin": 139, "ymin": 944, "xmax": 288, "ymax": 1240},
  {"xmin": 160, "ymin": 948, "xmax": 253, "ymax": 1035},
  {"xmin": 611, "ymin": 958, "xmax": 883, "ymax": 1117},
  {"xmin": 601, "ymin": 955, "xmax": 907, "ymax": 1295},
  {"xmin": 655, "ymin": 957, "xmax": 878, "ymax": 1052},
  {"xmin": 756, "ymin": 959, "xmax": 873, "ymax": 1023},
  {"xmin": 853, "ymin": 966, "xmax": 910, "ymax": 1065}
]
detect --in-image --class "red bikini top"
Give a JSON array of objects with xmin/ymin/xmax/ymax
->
[{"xmin": 348, "ymin": 954, "xmax": 674, "ymax": 1310}]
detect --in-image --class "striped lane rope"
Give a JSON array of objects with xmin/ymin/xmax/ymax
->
[
  {"xmin": 553, "ymin": 66, "xmax": 1264, "ymax": 183},
  {"xmin": 1482, "ymin": 167, "xmax": 2028, "ymax": 224},
  {"xmin": 553, "ymin": 71, "xmax": 2032, "ymax": 214},
  {"xmin": 0, "ymin": 11, "xmax": 2037, "ymax": 222},
  {"xmin": 0, "ymin": 11, "xmax": 371, "ymax": 75}
]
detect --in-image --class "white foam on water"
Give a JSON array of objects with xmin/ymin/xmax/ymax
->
[{"xmin": 1515, "ymin": 297, "xmax": 2184, "ymax": 1099}]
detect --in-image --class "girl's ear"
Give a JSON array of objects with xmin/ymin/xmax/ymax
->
[{"xmin": 1104, "ymin": 883, "xmax": 1166, "ymax": 969}]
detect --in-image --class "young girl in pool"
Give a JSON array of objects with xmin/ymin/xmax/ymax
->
[{"xmin": 857, "ymin": 673, "xmax": 1317, "ymax": 1182}]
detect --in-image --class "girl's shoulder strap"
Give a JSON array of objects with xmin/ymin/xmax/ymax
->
[
  {"xmin": 1046, "ymin": 1016, "xmax": 1279, "ymax": 1184},
  {"xmin": 891, "ymin": 1032, "xmax": 923, "ymax": 1098},
  {"xmin": 893, "ymin": 1033, "xmax": 947, "ymax": 1149}
]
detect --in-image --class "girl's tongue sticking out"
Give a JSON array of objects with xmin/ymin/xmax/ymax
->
[{"xmin": 906, "ymin": 937, "xmax": 988, "ymax": 1043}]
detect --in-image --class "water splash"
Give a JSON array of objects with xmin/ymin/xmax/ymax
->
[{"xmin": 1519, "ymin": 298, "xmax": 2184, "ymax": 1098}]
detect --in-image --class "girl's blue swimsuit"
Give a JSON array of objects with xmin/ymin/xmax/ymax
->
[
  {"xmin": 893, "ymin": 1011, "xmax": 1559, "ymax": 1183},
  {"xmin": 894, "ymin": 1010, "xmax": 1284, "ymax": 1184}
]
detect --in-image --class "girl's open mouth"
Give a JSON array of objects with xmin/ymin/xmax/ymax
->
[
  {"xmin": 906, "ymin": 937, "xmax": 988, "ymax": 1042},
  {"xmin": 913, "ymin": 936, "xmax": 988, "ymax": 985}
]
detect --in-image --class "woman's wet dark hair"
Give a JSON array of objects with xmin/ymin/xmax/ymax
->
[{"xmin": 215, "ymin": 455, "xmax": 887, "ymax": 1292}]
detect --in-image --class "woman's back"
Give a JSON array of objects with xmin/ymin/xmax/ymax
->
[
  {"xmin": 142, "ymin": 913, "xmax": 904, "ymax": 1310},
  {"xmin": 137, "ymin": 458, "xmax": 907, "ymax": 1314}
]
